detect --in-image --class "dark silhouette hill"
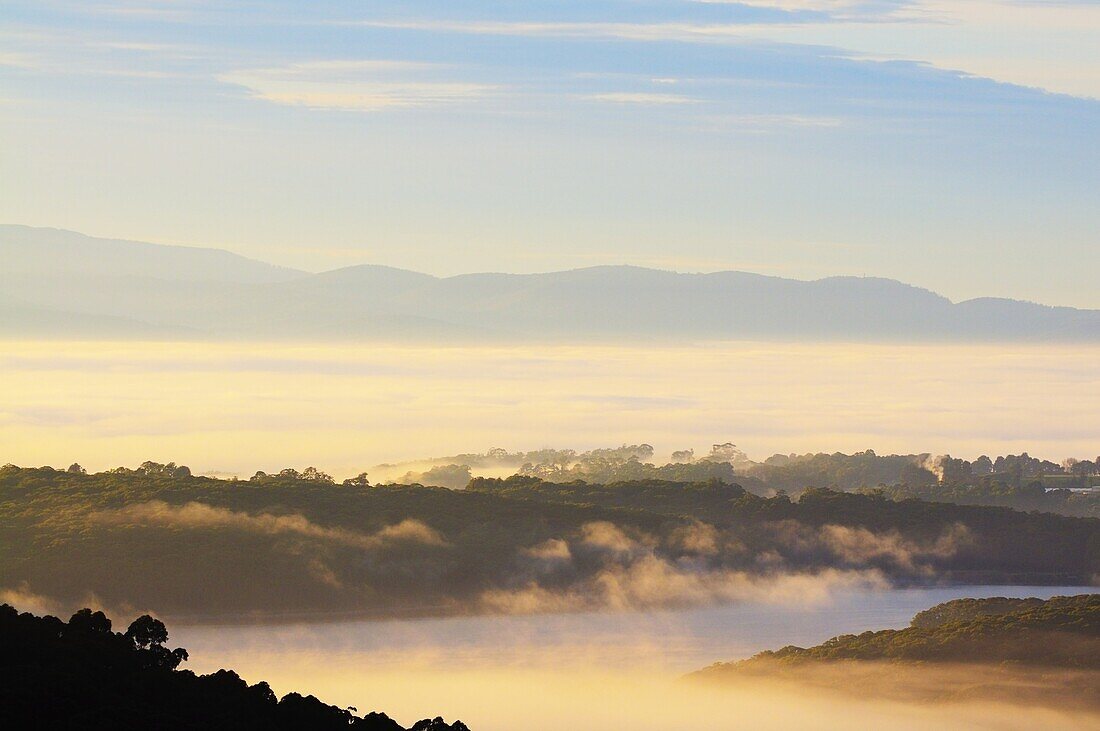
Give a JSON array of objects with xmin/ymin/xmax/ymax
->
[
  {"xmin": 2, "ymin": 225, "xmax": 1098, "ymax": 341},
  {"xmin": 0, "ymin": 603, "xmax": 469, "ymax": 731}
]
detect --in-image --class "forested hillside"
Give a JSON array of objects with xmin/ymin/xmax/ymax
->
[
  {"xmin": 2, "ymin": 465, "xmax": 1096, "ymax": 621},
  {"xmin": 689, "ymin": 595, "xmax": 1100, "ymax": 711},
  {"xmin": 705, "ymin": 594, "xmax": 1099, "ymax": 668}
]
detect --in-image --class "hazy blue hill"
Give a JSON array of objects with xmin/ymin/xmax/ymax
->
[
  {"xmin": 0, "ymin": 226, "xmax": 313, "ymax": 336},
  {"xmin": 3, "ymin": 225, "xmax": 1100, "ymax": 341},
  {"xmin": 0, "ymin": 294, "xmax": 186, "ymax": 338},
  {"xmin": 953, "ymin": 297, "xmax": 1100, "ymax": 339},
  {"xmin": 295, "ymin": 266, "xmax": 961, "ymax": 338},
  {"xmin": 308, "ymin": 266, "xmax": 972, "ymax": 339},
  {"xmin": 304, "ymin": 264, "xmax": 439, "ymax": 293},
  {"xmin": 0, "ymin": 225, "xmax": 305, "ymax": 284},
  {"xmin": 262, "ymin": 265, "xmax": 445, "ymax": 323}
]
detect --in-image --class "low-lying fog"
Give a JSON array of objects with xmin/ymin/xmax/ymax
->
[
  {"xmin": 172, "ymin": 586, "xmax": 1094, "ymax": 731},
  {"xmin": 2, "ymin": 341, "xmax": 1099, "ymax": 475}
]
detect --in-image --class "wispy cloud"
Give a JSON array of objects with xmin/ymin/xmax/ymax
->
[
  {"xmin": 698, "ymin": 0, "xmax": 906, "ymax": 19},
  {"xmin": 341, "ymin": 19, "xmax": 766, "ymax": 43},
  {"xmin": 735, "ymin": 0, "xmax": 1100, "ymax": 98},
  {"xmin": 705, "ymin": 113, "xmax": 844, "ymax": 131},
  {"xmin": 0, "ymin": 27, "xmax": 208, "ymax": 80},
  {"xmin": 220, "ymin": 59, "xmax": 497, "ymax": 111},
  {"xmin": 78, "ymin": 0, "xmax": 204, "ymax": 22},
  {"xmin": 234, "ymin": 85, "xmax": 494, "ymax": 111},
  {"xmin": 585, "ymin": 92, "xmax": 698, "ymax": 105},
  {"xmin": 335, "ymin": 3, "xmax": 1100, "ymax": 99},
  {"xmin": 0, "ymin": 52, "xmax": 39, "ymax": 70}
]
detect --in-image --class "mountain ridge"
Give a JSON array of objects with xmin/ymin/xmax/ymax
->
[{"xmin": 2, "ymin": 225, "xmax": 1097, "ymax": 342}]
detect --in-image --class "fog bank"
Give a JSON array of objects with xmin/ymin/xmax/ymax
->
[
  {"xmin": 167, "ymin": 586, "xmax": 1096, "ymax": 729},
  {"xmin": 3, "ymin": 341, "xmax": 1099, "ymax": 476}
]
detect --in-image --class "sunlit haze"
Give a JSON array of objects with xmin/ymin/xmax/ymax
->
[{"xmin": 2, "ymin": 340, "xmax": 1097, "ymax": 476}]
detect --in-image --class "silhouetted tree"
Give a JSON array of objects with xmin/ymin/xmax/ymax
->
[
  {"xmin": 670, "ymin": 449, "xmax": 695, "ymax": 463},
  {"xmin": 971, "ymin": 456, "xmax": 994, "ymax": 475},
  {"xmin": 1071, "ymin": 460, "xmax": 1097, "ymax": 477},
  {"xmin": 67, "ymin": 607, "xmax": 112, "ymax": 635},
  {"xmin": 126, "ymin": 614, "xmax": 169, "ymax": 649},
  {"xmin": 939, "ymin": 456, "xmax": 972, "ymax": 484},
  {"xmin": 301, "ymin": 466, "xmax": 334, "ymax": 483},
  {"xmin": 343, "ymin": 472, "xmax": 371, "ymax": 487},
  {"xmin": 136, "ymin": 461, "xmax": 192, "ymax": 478},
  {"xmin": 126, "ymin": 613, "xmax": 188, "ymax": 669},
  {"xmin": 708, "ymin": 442, "xmax": 749, "ymax": 465}
]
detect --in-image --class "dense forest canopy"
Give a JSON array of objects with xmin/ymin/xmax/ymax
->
[
  {"xmin": 2, "ymin": 464, "xmax": 1096, "ymax": 621},
  {"xmin": 0, "ymin": 602, "xmax": 467, "ymax": 730}
]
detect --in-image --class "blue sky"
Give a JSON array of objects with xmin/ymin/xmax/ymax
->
[{"xmin": 2, "ymin": 1, "xmax": 1098, "ymax": 306}]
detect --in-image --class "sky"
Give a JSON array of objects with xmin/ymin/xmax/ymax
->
[{"xmin": 2, "ymin": 1, "xmax": 1098, "ymax": 307}]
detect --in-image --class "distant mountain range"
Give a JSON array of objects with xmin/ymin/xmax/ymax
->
[{"xmin": 2, "ymin": 224, "xmax": 1098, "ymax": 341}]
